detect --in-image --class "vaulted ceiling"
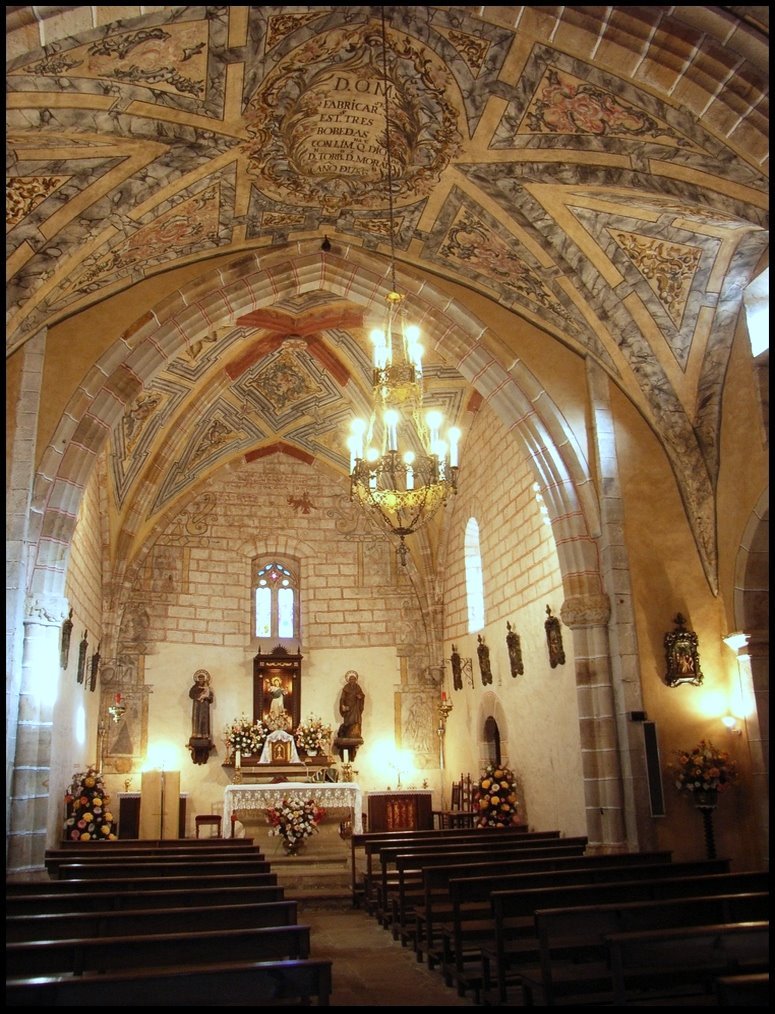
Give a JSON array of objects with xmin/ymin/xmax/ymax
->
[{"xmin": 6, "ymin": 6, "xmax": 769, "ymax": 588}]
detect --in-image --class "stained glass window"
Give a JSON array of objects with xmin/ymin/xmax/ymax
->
[{"xmin": 254, "ymin": 560, "xmax": 298, "ymax": 640}]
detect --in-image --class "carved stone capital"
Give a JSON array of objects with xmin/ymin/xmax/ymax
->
[
  {"xmin": 24, "ymin": 593, "xmax": 70, "ymax": 627},
  {"xmin": 560, "ymin": 593, "xmax": 611, "ymax": 629}
]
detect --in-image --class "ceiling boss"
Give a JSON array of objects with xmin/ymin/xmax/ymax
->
[{"xmin": 242, "ymin": 13, "xmax": 461, "ymax": 210}]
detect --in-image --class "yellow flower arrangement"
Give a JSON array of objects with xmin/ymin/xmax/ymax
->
[
  {"xmin": 474, "ymin": 763, "xmax": 521, "ymax": 828},
  {"xmin": 63, "ymin": 767, "xmax": 117, "ymax": 841},
  {"xmin": 670, "ymin": 739, "xmax": 738, "ymax": 796}
]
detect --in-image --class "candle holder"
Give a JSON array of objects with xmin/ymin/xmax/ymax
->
[
  {"xmin": 341, "ymin": 761, "xmax": 354, "ymax": 782},
  {"xmin": 438, "ymin": 699, "xmax": 454, "ymax": 808}
]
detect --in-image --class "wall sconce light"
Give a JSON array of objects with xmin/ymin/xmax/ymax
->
[
  {"xmin": 721, "ymin": 714, "xmax": 742, "ymax": 735},
  {"xmin": 723, "ymin": 632, "xmax": 749, "ymax": 654}
]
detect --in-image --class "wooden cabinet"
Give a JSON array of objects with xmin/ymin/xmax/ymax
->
[{"xmin": 366, "ymin": 791, "xmax": 433, "ymax": 832}]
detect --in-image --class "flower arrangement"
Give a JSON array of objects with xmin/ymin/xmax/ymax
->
[
  {"xmin": 294, "ymin": 715, "xmax": 333, "ymax": 755},
  {"xmin": 63, "ymin": 767, "xmax": 117, "ymax": 841},
  {"xmin": 670, "ymin": 739, "xmax": 738, "ymax": 796},
  {"xmin": 266, "ymin": 797, "xmax": 326, "ymax": 853},
  {"xmin": 474, "ymin": 763, "xmax": 521, "ymax": 828},
  {"xmin": 224, "ymin": 714, "xmax": 267, "ymax": 758}
]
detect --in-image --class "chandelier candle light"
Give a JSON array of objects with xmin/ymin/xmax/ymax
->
[{"xmin": 347, "ymin": 9, "xmax": 461, "ymax": 565}]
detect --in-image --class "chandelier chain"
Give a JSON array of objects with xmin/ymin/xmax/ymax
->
[{"xmin": 380, "ymin": 7, "xmax": 398, "ymax": 294}]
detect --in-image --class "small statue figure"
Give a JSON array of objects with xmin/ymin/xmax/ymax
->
[
  {"xmin": 335, "ymin": 670, "xmax": 365, "ymax": 761},
  {"xmin": 188, "ymin": 669, "xmax": 214, "ymax": 764}
]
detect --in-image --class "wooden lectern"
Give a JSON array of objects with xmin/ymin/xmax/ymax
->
[{"xmin": 139, "ymin": 770, "xmax": 181, "ymax": 839}]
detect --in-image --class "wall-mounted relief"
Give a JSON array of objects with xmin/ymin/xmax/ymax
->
[
  {"xmin": 88, "ymin": 644, "xmax": 101, "ymax": 693},
  {"xmin": 664, "ymin": 613, "xmax": 703, "ymax": 687},
  {"xmin": 506, "ymin": 621, "xmax": 524, "ymax": 678},
  {"xmin": 477, "ymin": 634, "xmax": 493, "ymax": 686},
  {"xmin": 76, "ymin": 630, "xmax": 88, "ymax": 685},
  {"xmin": 60, "ymin": 608, "xmax": 73, "ymax": 669},
  {"xmin": 544, "ymin": 606, "xmax": 565, "ymax": 668}
]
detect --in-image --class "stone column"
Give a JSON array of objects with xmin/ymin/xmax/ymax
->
[
  {"xmin": 583, "ymin": 359, "xmax": 657, "ymax": 852},
  {"xmin": 8, "ymin": 594, "xmax": 69, "ymax": 876},
  {"xmin": 6, "ymin": 327, "xmax": 47, "ymax": 868},
  {"xmin": 561, "ymin": 593, "xmax": 627, "ymax": 851}
]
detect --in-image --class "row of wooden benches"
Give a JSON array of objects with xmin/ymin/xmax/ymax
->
[
  {"xmin": 6, "ymin": 838, "xmax": 333, "ymax": 1006},
  {"xmin": 348, "ymin": 826, "xmax": 769, "ymax": 1006}
]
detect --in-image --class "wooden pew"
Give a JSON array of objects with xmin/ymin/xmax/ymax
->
[
  {"xmin": 351, "ymin": 827, "xmax": 562, "ymax": 907},
  {"xmin": 7, "ymin": 882, "xmax": 286, "ymax": 916},
  {"xmin": 7, "ymin": 899, "xmax": 300, "ymax": 943},
  {"xmin": 7, "ymin": 923, "xmax": 313, "ymax": 978},
  {"xmin": 605, "ymin": 920, "xmax": 769, "ymax": 1006},
  {"xmin": 53, "ymin": 857, "xmax": 272, "ymax": 879},
  {"xmin": 715, "ymin": 971, "xmax": 769, "ymax": 1006},
  {"xmin": 389, "ymin": 840, "xmax": 593, "ymax": 945},
  {"xmin": 514, "ymin": 890, "xmax": 770, "ymax": 1006},
  {"xmin": 483, "ymin": 868, "xmax": 768, "ymax": 1005},
  {"xmin": 6, "ymin": 957, "xmax": 333, "ymax": 1006},
  {"xmin": 7, "ymin": 871, "xmax": 278, "ymax": 895},
  {"xmin": 52, "ymin": 837, "xmax": 255, "ymax": 847},
  {"xmin": 413, "ymin": 851, "xmax": 673, "ymax": 968},
  {"xmin": 440, "ymin": 858, "xmax": 735, "ymax": 999},
  {"xmin": 44, "ymin": 844, "xmax": 264, "ymax": 876},
  {"xmin": 374, "ymin": 838, "xmax": 588, "ymax": 928}
]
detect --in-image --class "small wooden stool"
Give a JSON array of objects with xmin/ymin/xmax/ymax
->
[{"xmin": 195, "ymin": 814, "xmax": 222, "ymax": 838}]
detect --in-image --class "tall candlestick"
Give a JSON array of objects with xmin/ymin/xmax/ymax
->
[{"xmin": 235, "ymin": 749, "xmax": 241, "ymax": 769}]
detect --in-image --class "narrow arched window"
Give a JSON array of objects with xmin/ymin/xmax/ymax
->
[
  {"xmin": 254, "ymin": 559, "xmax": 298, "ymax": 640},
  {"xmin": 465, "ymin": 517, "xmax": 484, "ymax": 633},
  {"xmin": 484, "ymin": 716, "xmax": 501, "ymax": 767}
]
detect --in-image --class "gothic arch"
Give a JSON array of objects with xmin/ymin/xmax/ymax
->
[{"xmin": 30, "ymin": 243, "xmax": 602, "ymax": 612}]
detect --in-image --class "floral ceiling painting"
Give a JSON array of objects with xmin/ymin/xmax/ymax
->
[{"xmin": 6, "ymin": 6, "xmax": 768, "ymax": 596}]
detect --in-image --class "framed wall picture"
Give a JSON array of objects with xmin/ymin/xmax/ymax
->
[
  {"xmin": 664, "ymin": 613, "xmax": 703, "ymax": 687},
  {"xmin": 253, "ymin": 645, "xmax": 302, "ymax": 730}
]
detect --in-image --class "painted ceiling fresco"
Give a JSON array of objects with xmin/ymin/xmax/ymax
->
[{"xmin": 6, "ymin": 6, "xmax": 769, "ymax": 586}]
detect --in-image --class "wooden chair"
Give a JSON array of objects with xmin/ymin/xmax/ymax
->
[
  {"xmin": 195, "ymin": 814, "xmax": 222, "ymax": 838},
  {"xmin": 434, "ymin": 774, "xmax": 475, "ymax": 830}
]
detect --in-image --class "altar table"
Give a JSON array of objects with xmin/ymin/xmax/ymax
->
[{"xmin": 224, "ymin": 782, "xmax": 363, "ymax": 835}]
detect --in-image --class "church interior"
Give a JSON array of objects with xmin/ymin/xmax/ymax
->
[{"xmin": 6, "ymin": 2, "xmax": 768, "ymax": 915}]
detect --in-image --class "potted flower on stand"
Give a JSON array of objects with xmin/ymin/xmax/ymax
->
[
  {"xmin": 294, "ymin": 715, "xmax": 332, "ymax": 759},
  {"xmin": 265, "ymin": 797, "xmax": 326, "ymax": 854},
  {"xmin": 669, "ymin": 738, "xmax": 738, "ymax": 858}
]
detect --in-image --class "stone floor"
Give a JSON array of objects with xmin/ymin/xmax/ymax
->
[
  {"xmin": 298, "ymin": 903, "xmax": 479, "ymax": 1007},
  {"xmin": 264, "ymin": 832, "xmax": 480, "ymax": 1006}
]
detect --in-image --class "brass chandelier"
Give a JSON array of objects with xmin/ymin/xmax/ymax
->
[{"xmin": 347, "ymin": 10, "xmax": 461, "ymax": 566}]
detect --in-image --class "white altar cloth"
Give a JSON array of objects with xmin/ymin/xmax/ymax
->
[{"xmin": 224, "ymin": 782, "xmax": 363, "ymax": 834}]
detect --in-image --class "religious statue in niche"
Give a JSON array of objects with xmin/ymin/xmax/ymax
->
[
  {"xmin": 545, "ymin": 606, "xmax": 566, "ymax": 668},
  {"xmin": 477, "ymin": 635, "xmax": 493, "ymax": 686},
  {"xmin": 60, "ymin": 609, "xmax": 73, "ymax": 670},
  {"xmin": 506, "ymin": 621, "xmax": 524, "ymax": 678},
  {"xmin": 451, "ymin": 644, "xmax": 463, "ymax": 691},
  {"xmin": 334, "ymin": 670, "xmax": 365, "ymax": 761},
  {"xmin": 76, "ymin": 630, "xmax": 88, "ymax": 685},
  {"xmin": 187, "ymin": 668, "xmax": 215, "ymax": 764},
  {"xmin": 664, "ymin": 613, "xmax": 704, "ymax": 687}
]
